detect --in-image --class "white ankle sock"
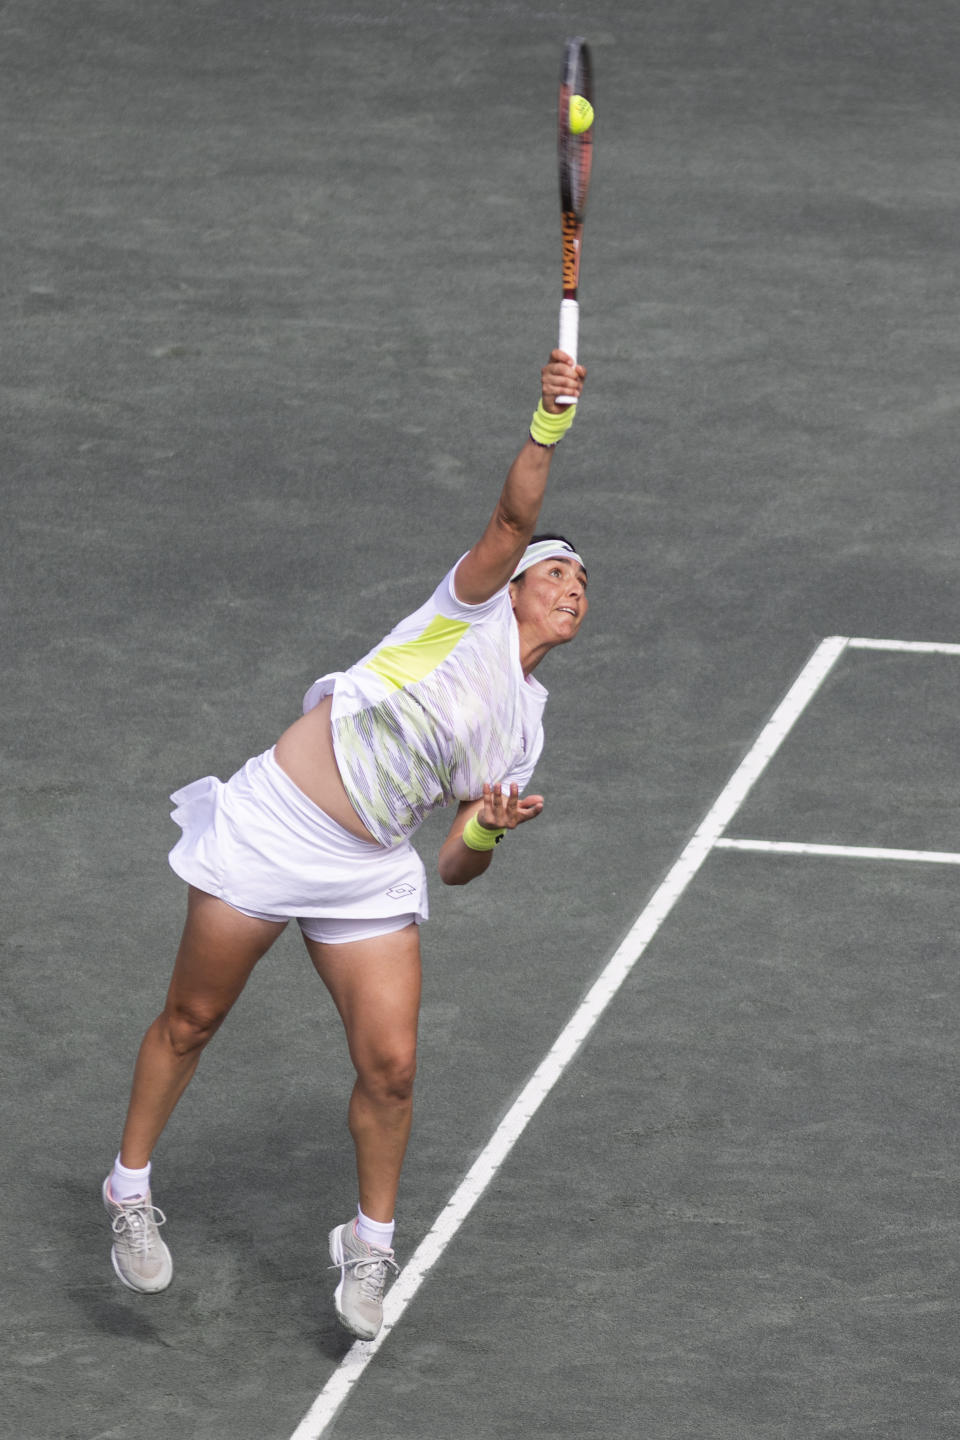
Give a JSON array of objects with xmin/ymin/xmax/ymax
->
[
  {"xmin": 356, "ymin": 1206, "xmax": 395, "ymax": 1251},
  {"xmin": 110, "ymin": 1154, "xmax": 152, "ymax": 1203}
]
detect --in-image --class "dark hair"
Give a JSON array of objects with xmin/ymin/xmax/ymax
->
[
  {"xmin": 512, "ymin": 532, "xmax": 587, "ymax": 583},
  {"xmin": 530, "ymin": 531, "xmax": 578, "ymax": 551}
]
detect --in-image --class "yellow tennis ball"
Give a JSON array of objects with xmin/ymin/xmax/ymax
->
[{"xmin": 569, "ymin": 94, "xmax": 594, "ymax": 135}]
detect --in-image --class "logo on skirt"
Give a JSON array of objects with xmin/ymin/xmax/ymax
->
[{"xmin": 386, "ymin": 883, "xmax": 416, "ymax": 899}]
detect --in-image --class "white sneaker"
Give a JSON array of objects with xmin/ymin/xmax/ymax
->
[
  {"xmin": 328, "ymin": 1219, "xmax": 398, "ymax": 1340},
  {"xmin": 102, "ymin": 1177, "xmax": 173, "ymax": 1293}
]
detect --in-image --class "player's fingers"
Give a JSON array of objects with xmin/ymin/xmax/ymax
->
[
  {"xmin": 542, "ymin": 370, "xmax": 581, "ymax": 404},
  {"xmin": 487, "ymin": 782, "xmax": 507, "ymax": 820},
  {"xmin": 498, "ymin": 785, "xmax": 520, "ymax": 826},
  {"xmin": 543, "ymin": 356, "xmax": 578, "ymax": 379},
  {"xmin": 502, "ymin": 784, "xmax": 521, "ymax": 826},
  {"xmin": 476, "ymin": 782, "xmax": 499, "ymax": 826},
  {"xmin": 479, "ymin": 784, "xmax": 544, "ymax": 831},
  {"xmin": 543, "ymin": 351, "xmax": 578, "ymax": 379}
]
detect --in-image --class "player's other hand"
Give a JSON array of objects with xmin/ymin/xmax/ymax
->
[
  {"xmin": 541, "ymin": 350, "xmax": 586, "ymax": 413},
  {"xmin": 479, "ymin": 782, "xmax": 544, "ymax": 830}
]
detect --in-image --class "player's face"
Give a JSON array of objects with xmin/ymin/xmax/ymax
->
[{"xmin": 510, "ymin": 557, "xmax": 588, "ymax": 645}]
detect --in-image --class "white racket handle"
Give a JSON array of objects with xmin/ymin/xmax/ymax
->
[{"xmin": 557, "ymin": 297, "xmax": 580, "ymax": 405}]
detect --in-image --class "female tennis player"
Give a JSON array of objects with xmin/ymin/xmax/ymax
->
[{"xmin": 102, "ymin": 349, "xmax": 588, "ymax": 1340}]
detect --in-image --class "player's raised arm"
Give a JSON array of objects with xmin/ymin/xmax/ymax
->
[{"xmin": 453, "ymin": 350, "xmax": 586, "ymax": 605}]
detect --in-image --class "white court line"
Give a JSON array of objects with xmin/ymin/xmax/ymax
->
[
  {"xmin": 715, "ymin": 838, "xmax": 960, "ymax": 865},
  {"xmin": 847, "ymin": 637, "xmax": 960, "ymax": 655},
  {"xmin": 286, "ymin": 633, "xmax": 849, "ymax": 1440}
]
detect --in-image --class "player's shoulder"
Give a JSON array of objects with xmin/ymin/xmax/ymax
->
[{"xmin": 441, "ymin": 554, "xmax": 511, "ymax": 620}]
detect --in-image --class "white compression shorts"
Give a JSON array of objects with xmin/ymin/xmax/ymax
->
[{"xmin": 168, "ymin": 747, "xmax": 428, "ymax": 943}]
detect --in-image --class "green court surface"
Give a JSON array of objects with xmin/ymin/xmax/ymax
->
[{"xmin": 4, "ymin": 3, "xmax": 960, "ymax": 1436}]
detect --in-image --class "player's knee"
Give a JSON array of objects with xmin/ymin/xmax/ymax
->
[
  {"xmin": 361, "ymin": 1047, "xmax": 417, "ymax": 1105},
  {"xmin": 163, "ymin": 1001, "xmax": 227, "ymax": 1058}
]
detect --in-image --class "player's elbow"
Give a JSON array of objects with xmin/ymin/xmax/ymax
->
[
  {"xmin": 438, "ymin": 848, "xmax": 490, "ymax": 886},
  {"xmin": 438, "ymin": 856, "xmax": 470, "ymax": 886}
]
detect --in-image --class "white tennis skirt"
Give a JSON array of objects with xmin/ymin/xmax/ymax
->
[{"xmin": 168, "ymin": 747, "xmax": 428, "ymax": 925}]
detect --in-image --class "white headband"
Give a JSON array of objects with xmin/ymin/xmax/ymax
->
[{"xmin": 511, "ymin": 539, "xmax": 586, "ymax": 581}]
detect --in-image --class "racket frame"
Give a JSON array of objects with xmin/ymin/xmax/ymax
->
[{"xmin": 556, "ymin": 36, "xmax": 593, "ymax": 403}]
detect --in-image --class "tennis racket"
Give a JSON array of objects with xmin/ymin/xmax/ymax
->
[{"xmin": 557, "ymin": 36, "xmax": 594, "ymax": 405}]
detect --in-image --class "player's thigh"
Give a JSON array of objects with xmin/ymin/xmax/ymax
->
[
  {"xmin": 165, "ymin": 886, "xmax": 288, "ymax": 1021},
  {"xmin": 303, "ymin": 923, "xmax": 422, "ymax": 1075}
]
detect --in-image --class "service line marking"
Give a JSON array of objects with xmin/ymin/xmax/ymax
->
[
  {"xmin": 846, "ymin": 637, "xmax": 960, "ymax": 655},
  {"xmin": 715, "ymin": 838, "xmax": 960, "ymax": 865},
  {"xmin": 287, "ymin": 633, "xmax": 849, "ymax": 1440}
]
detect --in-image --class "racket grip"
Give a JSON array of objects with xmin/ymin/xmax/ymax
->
[{"xmin": 557, "ymin": 298, "xmax": 580, "ymax": 405}]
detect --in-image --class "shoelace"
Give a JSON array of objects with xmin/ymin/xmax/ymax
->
[
  {"xmin": 111, "ymin": 1202, "xmax": 167, "ymax": 1255},
  {"xmin": 330, "ymin": 1251, "xmax": 400, "ymax": 1301}
]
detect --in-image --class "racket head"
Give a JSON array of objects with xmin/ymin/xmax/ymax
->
[{"xmin": 558, "ymin": 36, "xmax": 593, "ymax": 299}]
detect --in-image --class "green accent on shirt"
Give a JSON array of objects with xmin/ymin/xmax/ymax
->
[{"xmin": 364, "ymin": 613, "xmax": 471, "ymax": 691}]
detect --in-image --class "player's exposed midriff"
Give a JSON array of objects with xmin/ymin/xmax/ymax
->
[{"xmin": 274, "ymin": 694, "xmax": 380, "ymax": 846}]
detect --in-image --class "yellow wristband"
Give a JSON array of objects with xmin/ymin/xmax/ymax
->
[
  {"xmin": 529, "ymin": 399, "xmax": 576, "ymax": 447},
  {"xmin": 462, "ymin": 814, "xmax": 506, "ymax": 852}
]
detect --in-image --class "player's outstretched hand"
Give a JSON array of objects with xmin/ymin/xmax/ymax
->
[
  {"xmin": 478, "ymin": 782, "xmax": 544, "ymax": 831},
  {"xmin": 541, "ymin": 349, "xmax": 586, "ymax": 413}
]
